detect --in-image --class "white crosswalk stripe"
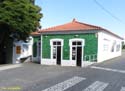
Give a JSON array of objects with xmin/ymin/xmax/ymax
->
[
  {"xmin": 83, "ymin": 81, "xmax": 109, "ymax": 91},
  {"xmin": 41, "ymin": 76, "xmax": 125, "ymax": 91},
  {"xmin": 120, "ymin": 87, "xmax": 125, "ymax": 91},
  {"xmin": 91, "ymin": 66, "xmax": 125, "ymax": 74},
  {"xmin": 42, "ymin": 76, "xmax": 86, "ymax": 91}
]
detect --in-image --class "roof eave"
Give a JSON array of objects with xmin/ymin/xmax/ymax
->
[
  {"xmin": 100, "ymin": 29, "xmax": 123, "ymax": 40},
  {"xmin": 40, "ymin": 29, "xmax": 99, "ymax": 35}
]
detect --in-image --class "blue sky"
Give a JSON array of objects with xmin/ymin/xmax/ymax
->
[{"xmin": 35, "ymin": 0, "xmax": 125, "ymax": 38}]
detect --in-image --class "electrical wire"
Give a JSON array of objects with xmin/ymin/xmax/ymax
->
[{"xmin": 94, "ymin": 0, "xmax": 123, "ymax": 23}]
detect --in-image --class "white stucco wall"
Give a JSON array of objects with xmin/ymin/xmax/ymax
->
[
  {"xmin": 13, "ymin": 37, "xmax": 33, "ymax": 64},
  {"xmin": 97, "ymin": 31, "xmax": 122, "ymax": 62}
]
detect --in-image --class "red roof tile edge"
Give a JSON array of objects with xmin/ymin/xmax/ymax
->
[{"xmin": 31, "ymin": 19, "xmax": 123, "ymax": 39}]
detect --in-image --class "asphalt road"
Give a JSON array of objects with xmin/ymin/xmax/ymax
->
[{"xmin": 0, "ymin": 51, "xmax": 125, "ymax": 91}]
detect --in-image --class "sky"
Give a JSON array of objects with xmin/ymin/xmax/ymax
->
[{"xmin": 35, "ymin": 0, "xmax": 125, "ymax": 38}]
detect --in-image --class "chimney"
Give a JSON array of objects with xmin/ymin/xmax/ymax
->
[{"xmin": 72, "ymin": 18, "xmax": 76, "ymax": 22}]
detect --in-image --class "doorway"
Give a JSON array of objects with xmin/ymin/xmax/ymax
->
[
  {"xmin": 37, "ymin": 41, "xmax": 41, "ymax": 61},
  {"xmin": 52, "ymin": 41, "xmax": 62, "ymax": 65},
  {"xmin": 77, "ymin": 46, "xmax": 82, "ymax": 66},
  {"xmin": 57, "ymin": 46, "xmax": 61, "ymax": 65},
  {"xmin": 71, "ymin": 41, "xmax": 83, "ymax": 67}
]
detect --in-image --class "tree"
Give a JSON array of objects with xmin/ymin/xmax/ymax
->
[
  {"xmin": 122, "ymin": 41, "xmax": 125, "ymax": 49},
  {"xmin": 0, "ymin": 0, "xmax": 42, "ymax": 63},
  {"xmin": 0, "ymin": 0, "xmax": 42, "ymax": 41}
]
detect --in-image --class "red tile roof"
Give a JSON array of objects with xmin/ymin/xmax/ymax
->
[
  {"xmin": 31, "ymin": 31, "xmax": 40, "ymax": 36},
  {"xmin": 39, "ymin": 19, "xmax": 103, "ymax": 32},
  {"xmin": 32, "ymin": 19, "xmax": 123, "ymax": 39}
]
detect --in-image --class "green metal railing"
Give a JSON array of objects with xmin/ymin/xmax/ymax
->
[{"xmin": 84, "ymin": 54, "xmax": 97, "ymax": 62}]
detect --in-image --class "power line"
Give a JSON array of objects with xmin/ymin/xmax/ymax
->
[{"xmin": 94, "ymin": 0, "xmax": 123, "ymax": 23}]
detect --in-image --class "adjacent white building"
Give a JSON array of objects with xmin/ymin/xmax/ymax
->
[
  {"xmin": 12, "ymin": 37, "xmax": 33, "ymax": 63},
  {"xmin": 98, "ymin": 31, "xmax": 122, "ymax": 62}
]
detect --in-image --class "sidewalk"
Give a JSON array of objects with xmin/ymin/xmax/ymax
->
[{"xmin": 0, "ymin": 64, "xmax": 22, "ymax": 71}]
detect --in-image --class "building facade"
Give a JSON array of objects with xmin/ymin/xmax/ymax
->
[
  {"xmin": 12, "ymin": 37, "xmax": 33, "ymax": 64},
  {"xmin": 32, "ymin": 19, "xmax": 123, "ymax": 67}
]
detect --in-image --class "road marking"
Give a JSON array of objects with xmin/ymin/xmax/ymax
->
[
  {"xmin": 121, "ymin": 87, "xmax": 125, "ymax": 91},
  {"xmin": 83, "ymin": 81, "xmax": 108, "ymax": 91},
  {"xmin": 0, "ymin": 64, "xmax": 22, "ymax": 71},
  {"xmin": 91, "ymin": 66, "xmax": 125, "ymax": 74},
  {"xmin": 42, "ymin": 76, "xmax": 86, "ymax": 91}
]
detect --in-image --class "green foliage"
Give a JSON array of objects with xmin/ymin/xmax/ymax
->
[
  {"xmin": 122, "ymin": 41, "xmax": 125, "ymax": 49},
  {"xmin": 0, "ymin": 0, "xmax": 42, "ymax": 40}
]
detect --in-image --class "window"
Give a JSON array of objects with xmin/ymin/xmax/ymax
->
[
  {"xmin": 57, "ymin": 41, "xmax": 61, "ymax": 45},
  {"xmin": 111, "ymin": 41, "xmax": 116, "ymax": 52},
  {"xmin": 53, "ymin": 41, "xmax": 61, "ymax": 46},
  {"xmin": 72, "ymin": 42, "xmax": 76, "ymax": 45},
  {"xmin": 103, "ymin": 44, "xmax": 108, "ymax": 51},
  {"xmin": 72, "ymin": 41, "xmax": 82, "ymax": 46},
  {"xmin": 116, "ymin": 44, "xmax": 120, "ymax": 52},
  {"xmin": 53, "ymin": 42, "xmax": 56, "ymax": 45},
  {"xmin": 77, "ymin": 42, "xmax": 82, "ymax": 45},
  {"xmin": 69, "ymin": 39, "xmax": 85, "ymax": 61},
  {"xmin": 53, "ymin": 46, "xmax": 56, "ymax": 59},
  {"xmin": 71, "ymin": 41, "xmax": 82, "ymax": 60},
  {"xmin": 52, "ymin": 41, "xmax": 61, "ymax": 59},
  {"xmin": 72, "ymin": 47, "xmax": 76, "ymax": 60},
  {"xmin": 16, "ymin": 46, "xmax": 21, "ymax": 54},
  {"xmin": 50, "ymin": 39, "xmax": 63, "ymax": 59},
  {"xmin": 103, "ymin": 39, "xmax": 110, "ymax": 51}
]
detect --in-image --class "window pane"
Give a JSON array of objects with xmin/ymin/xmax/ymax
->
[
  {"xmin": 77, "ymin": 42, "xmax": 82, "ymax": 45},
  {"xmin": 53, "ymin": 55, "xmax": 56, "ymax": 59},
  {"xmin": 72, "ymin": 56, "xmax": 75, "ymax": 60},
  {"xmin": 53, "ymin": 42, "xmax": 56, "ymax": 45},
  {"xmin": 53, "ymin": 54, "xmax": 56, "ymax": 59},
  {"xmin": 57, "ymin": 42, "xmax": 61, "ymax": 45},
  {"xmin": 116, "ymin": 44, "xmax": 120, "ymax": 52},
  {"xmin": 53, "ymin": 46, "xmax": 56, "ymax": 52},
  {"xmin": 72, "ymin": 42, "xmax": 76, "ymax": 45},
  {"xmin": 72, "ymin": 47, "xmax": 76, "ymax": 60},
  {"xmin": 72, "ymin": 47, "xmax": 76, "ymax": 51},
  {"xmin": 103, "ymin": 44, "xmax": 108, "ymax": 51},
  {"xmin": 53, "ymin": 46, "xmax": 56, "ymax": 59}
]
